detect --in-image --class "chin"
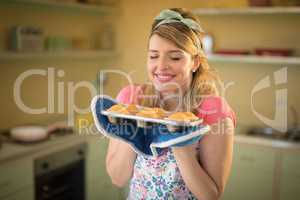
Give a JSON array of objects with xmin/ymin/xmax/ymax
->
[{"xmin": 153, "ymin": 81, "xmax": 182, "ymax": 94}]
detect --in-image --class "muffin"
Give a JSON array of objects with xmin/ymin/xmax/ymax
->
[
  {"xmin": 152, "ymin": 107, "xmax": 167, "ymax": 118},
  {"xmin": 126, "ymin": 104, "xmax": 139, "ymax": 114},
  {"xmin": 168, "ymin": 112, "xmax": 199, "ymax": 122},
  {"xmin": 106, "ymin": 104, "xmax": 130, "ymax": 123},
  {"xmin": 107, "ymin": 104, "xmax": 126, "ymax": 112},
  {"xmin": 136, "ymin": 109, "xmax": 160, "ymax": 119},
  {"xmin": 136, "ymin": 107, "xmax": 167, "ymax": 128},
  {"xmin": 136, "ymin": 107, "xmax": 166, "ymax": 119},
  {"xmin": 166, "ymin": 112, "xmax": 199, "ymax": 132}
]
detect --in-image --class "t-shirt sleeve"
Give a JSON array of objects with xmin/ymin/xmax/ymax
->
[
  {"xmin": 197, "ymin": 96, "xmax": 236, "ymax": 127},
  {"xmin": 116, "ymin": 85, "xmax": 142, "ymax": 104}
]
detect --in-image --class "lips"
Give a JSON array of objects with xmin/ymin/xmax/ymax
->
[{"xmin": 154, "ymin": 73, "xmax": 176, "ymax": 83}]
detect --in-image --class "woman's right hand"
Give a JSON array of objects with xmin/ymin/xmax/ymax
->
[{"xmin": 106, "ymin": 137, "xmax": 137, "ymax": 188}]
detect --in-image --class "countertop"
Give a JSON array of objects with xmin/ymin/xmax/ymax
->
[
  {"xmin": 234, "ymin": 134, "xmax": 300, "ymax": 150},
  {"xmin": 1, "ymin": 132, "xmax": 299, "ymax": 164},
  {"xmin": 0, "ymin": 133, "xmax": 104, "ymax": 164}
]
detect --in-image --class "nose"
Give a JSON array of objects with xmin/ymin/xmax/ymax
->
[{"xmin": 156, "ymin": 56, "xmax": 169, "ymax": 71}]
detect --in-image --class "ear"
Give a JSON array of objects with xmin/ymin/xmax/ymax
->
[{"xmin": 191, "ymin": 55, "xmax": 200, "ymax": 72}]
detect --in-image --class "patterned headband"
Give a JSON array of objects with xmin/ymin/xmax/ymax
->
[
  {"xmin": 154, "ymin": 9, "xmax": 205, "ymax": 53},
  {"xmin": 154, "ymin": 9, "xmax": 204, "ymax": 33}
]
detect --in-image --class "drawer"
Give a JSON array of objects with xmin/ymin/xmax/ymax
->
[
  {"xmin": 222, "ymin": 144, "xmax": 276, "ymax": 200},
  {"xmin": 0, "ymin": 158, "xmax": 33, "ymax": 198},
  {"xmin": 233, "ymin": 143, "xmax": 275, "ymax": 172},
  {"xmin": 281, "ymin": 152, "xmax": 300, "ymax": 177}
]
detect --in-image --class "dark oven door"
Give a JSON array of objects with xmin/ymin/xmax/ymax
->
[{"xmin": 35, "ymin": 144, "xmax": 86, "ymax": 200}]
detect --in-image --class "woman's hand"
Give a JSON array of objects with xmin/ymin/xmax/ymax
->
[
  {"xmin": 172, "ymin": 117, "xmax": 235, "ymax": 200},
  {"xmin": 172, "ymin": 143, "xmax": 198, "ymax": 159}
]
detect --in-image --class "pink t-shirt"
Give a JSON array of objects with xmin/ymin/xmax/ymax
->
[{"xmin": 116, "ymin": 85, "xmax": 236, "ymax": 200}]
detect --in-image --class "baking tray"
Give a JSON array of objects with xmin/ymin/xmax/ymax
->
[{"xmin": 101, "ymin": 109, "xmax": 203, "ymax": 131}]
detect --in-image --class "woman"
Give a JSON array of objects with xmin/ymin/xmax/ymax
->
[{"xmin": 106, "ymin": 8, "xmax": 236, "ymax": 200}]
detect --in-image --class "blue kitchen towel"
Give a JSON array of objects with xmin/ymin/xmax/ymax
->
[{"xmin": 90, "ymin": 95, "xmax": 210, "ymax": 157}]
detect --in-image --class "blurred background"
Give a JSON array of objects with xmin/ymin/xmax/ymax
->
[{"xmin": 0, "ymin": 0, "xmax": 300, "ymax": 200}]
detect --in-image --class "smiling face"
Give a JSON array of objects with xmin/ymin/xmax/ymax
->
[{"xmin": 147, "ymin": 34, "xmax": 197, "ymax": 95}]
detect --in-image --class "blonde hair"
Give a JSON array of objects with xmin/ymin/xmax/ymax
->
[{"xmin": 140, "ymin": 8, "xmax": 220, "ymax": 112}]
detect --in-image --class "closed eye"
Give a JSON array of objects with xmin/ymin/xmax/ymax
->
[
  {"xmin": 170, "ymin": 57, "xmax": 181, "ymax": 61},
  {"xmin": 149, "ymin": 55, "xmax": 158, "ymax": 59}
]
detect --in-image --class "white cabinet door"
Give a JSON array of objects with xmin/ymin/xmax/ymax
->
[
  {"xmin": 0, "ymin": 158, "xmax": 33, "ymax": 198},
  {"xmin": 0, "ymin": 187, "xmax": 34, "ymax": 200},
  {"xmin": 221, "ymin": 143, "xmax": 275, "ymax": 200},
  {"xmin": 86, "ymin": 137, "xmax": 124, "ymax": 200},
  {"xmin": 279, "ymin": 152, "xmax": 300, "ymax": 200}
]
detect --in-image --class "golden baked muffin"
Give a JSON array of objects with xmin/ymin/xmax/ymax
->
[
  {"xmin": 107, "ymin": 104, "xmax": 125, "ymax": 112},
  {"xmin": 136, "ymin": 107, "xmax": 166, "ymax": 119},
  {"xmin": 152, "ymin": 107, "xmax": 167, "ymax": 118},
  {"xmin": 126, "ymin": 104, "xmax": 139, "ymax": 114},
  {"xmin": 118, "ymin": 108, "xmax": 130, "ymax": 115},
  {"xmin": 183, "ymin": 112, "xmax": 198, "ymax": 120},
  {"xmin": 107, "ymin": 104, "xmax": 130, "ymax": 115},
  {"xmin": 168, "ymin": 112, "xmax": 199, "ymax": 122}
]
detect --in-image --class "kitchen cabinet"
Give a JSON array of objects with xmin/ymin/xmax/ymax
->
[
  {"xmin": 86, "ymin": 137, "xmax": 124, "ymax": 200},
  {"xmin": 220, "ymin": 135, "xmax": 300, "ymax": 200},
  {"xmin": 0, "ymin": 158, "xmax": 34, "ymax": 200},
  {"xmin": 221, "ymin": 143, "xmax": 276, "ymax": 200},
  {"xmin": 279, "ymin": 152, "xmax": 300, "ymax": 200},
  {"xmin": 0, "ymin": 187, "xmax": 34, "ymax": 200},
  {"xmin": 193, "ymin": 7, "xmax": 300, "ymax": 65}
]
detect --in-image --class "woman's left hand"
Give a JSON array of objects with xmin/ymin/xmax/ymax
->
[{"xmin": 172, "ymin": 143, "xmax": 198, "ymax": 159}]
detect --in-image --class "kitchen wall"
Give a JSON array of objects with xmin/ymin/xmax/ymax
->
[{"xmin": 1, "ymin": 0, "xmax": 299, "ymax": 133}]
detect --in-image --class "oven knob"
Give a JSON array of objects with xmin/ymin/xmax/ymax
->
[
  {"xmin": 78, "ymin": 149, "xmax": 84, "ymax": 156},
  {"xmin": 41, "ymin": 162, "xmax": 49, "ymax": 170},
  {"xmin": 42, "ymin": 185, "xmax": 49, "ymax": 192}
]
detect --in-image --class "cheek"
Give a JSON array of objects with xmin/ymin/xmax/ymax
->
[
  {"xmin": 147, "ymin": 60, "xmax": 155, "ymax": 78},
  {"xmin": 174, "ymin": 63, "xmax": 192, "ymax": 80}
]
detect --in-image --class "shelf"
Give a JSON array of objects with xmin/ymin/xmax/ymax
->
[
  {"xmin": 207, "ymin": 54, "xmax": 300, "ymax": 65},
  {"xmin": 193, "ymin": 7, "xmax": 300, "ymax": 15},
  {"xmin": 1, "ymin": 0, "xmax": 114, "ymax": 15},
  {"xmin": 0, "ymin": 50, "xmax": 118, "ymax": 61}
]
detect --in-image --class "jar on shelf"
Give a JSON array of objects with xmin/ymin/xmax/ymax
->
[
  {"xmin": 98, "ymin": 24, "xmax": 115, "ymax": 50},
  {"xmin": 72, "ymin": 37, "xmax": 91, "ymax": 50},
  {"xmin": 202, "ymin": 33, "xmax": 214, "ymax": 55},
  {"xmin": 45, "ymin": 36, "xmax": 72, "ymax": 52},
  {"xmin": 9, "ymin": 26, "xmax": 45, "ymax": 52}
]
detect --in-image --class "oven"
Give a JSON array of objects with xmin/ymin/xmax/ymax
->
[{"xmin": 34, "ymin": 143, "xmax": 86, "ymax": 200}]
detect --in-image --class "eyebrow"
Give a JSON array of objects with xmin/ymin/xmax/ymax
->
[{"xmin": 148, "ymin": 49, "xmax": 183, "ymax": 53}]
